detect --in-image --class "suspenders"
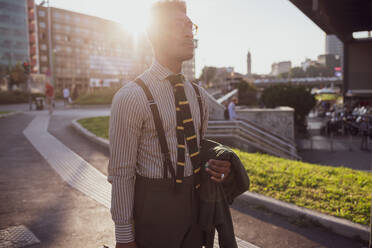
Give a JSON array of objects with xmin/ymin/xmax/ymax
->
[{"xmin": 134, "ymin": 78, "xmax": 204, "ymax": 183}]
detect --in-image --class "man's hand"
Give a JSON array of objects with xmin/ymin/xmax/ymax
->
[
  {"xmin": 205, "ymin": 159, "xmax": 231, "ymax": 183},
  {"xmin": 115, "ymin": 241, "xmax": 137, "ymax": 248}
]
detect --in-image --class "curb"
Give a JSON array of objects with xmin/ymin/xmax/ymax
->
[
  {"xmin": 0, "ymin": 111, "xmax": 23, "ymax": 118},
  {"xmin": 234, "ymin": 192, "xmax": 369, "ymax": 242},
  {"xmin": 71, "ymin": 119, "xmax": 109, "ymax": 149},
  {"xmin": 71, "ymin": 118, "xmax": 370, "ymax": 242}
]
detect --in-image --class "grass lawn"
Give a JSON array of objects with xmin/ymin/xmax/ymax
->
[
  {"xmin": 0, "ymin": 111, "xmax": 13, "ymax": 115},
  {"xmin": 78, "ymin": 116, "xmax": 372, "ymax": 226},
  {"xmin": 77, "ymin": 116, "xmax": 109, "ymax": 139},
  {"xmin": 74, "ymin": 87, "xmax": 119, "ymax": 105}
]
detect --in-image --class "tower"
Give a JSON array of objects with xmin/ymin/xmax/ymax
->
[{"xmin": 247, "ymin": 51, "xmax": 251, "ymax": 76}]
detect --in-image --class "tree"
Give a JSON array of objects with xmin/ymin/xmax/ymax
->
[
  {"xmin": 305, "ymin": 65, "xmax": 333, "ymax": 77},
  {"xmin": 279, "ymin": 72, "xmax": 289, "ymax": 79},
  {"xmin": 237, "ymin": 79, "xmax": 258, "ymax": 106},
  {"xmin": 290, "ymin": 67, "xmax": 305, "ymax": 78},
  {"xmin": 8, "ymin": 63, "xmax": 27, "ymax": 90},
  {"xmin": 261, "ymin": 84, "xmax": 316, "ymax": 129},
  {"xmin": 198, "ymin": 66, "xmax": 217, "ymax": 86}
]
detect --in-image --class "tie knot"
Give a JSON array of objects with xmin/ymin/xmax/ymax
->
[{"xmin": 167, "ymin": 74, "xmax": 185, "ymax": 87}]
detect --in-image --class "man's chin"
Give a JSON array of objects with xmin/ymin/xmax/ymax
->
[{"xmin": 180, "ymin": 52, "xmax": 194, "ymax": 62}]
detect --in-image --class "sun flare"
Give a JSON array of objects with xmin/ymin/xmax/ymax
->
[{"xmin": 115, "ymin": 1, "xmax": 155, "ymax": 37}]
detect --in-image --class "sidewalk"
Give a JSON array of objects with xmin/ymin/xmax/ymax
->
[
  {"xmin": 0, "ymin": 113, "xmax": 115, "ymax": 248},
  {"xmin": 0, "ymin": 109, "xmax": 368, "ymax": 248},
  {"xmin": 50, "ymin": 110, "xmax": 367, "ymax": 248},
  {"xmin": 297, "ymin": 135, "xmax": 372, "ymax": 171}
]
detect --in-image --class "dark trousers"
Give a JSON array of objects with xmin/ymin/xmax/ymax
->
[{"xmin": 134, "ymin": 174, "xmax": 203, "ymax": 248}]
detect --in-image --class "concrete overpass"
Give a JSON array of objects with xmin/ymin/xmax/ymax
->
[
  {"xmin": 254, "ymin": 77, "xmax": 342, "ymax": 89},
  {"xmin": 289, "ymin": 0, "xmax": 372, "ymax": 102}
]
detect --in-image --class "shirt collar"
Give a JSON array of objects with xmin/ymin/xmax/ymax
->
[{"xmin": 149, "ymin": 59, "xmax": 184, "ymax": 81}]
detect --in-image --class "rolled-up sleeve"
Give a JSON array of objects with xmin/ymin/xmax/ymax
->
[{"xmin": 108, "ymin": 85, "xmax": 143, "ymax": 243}]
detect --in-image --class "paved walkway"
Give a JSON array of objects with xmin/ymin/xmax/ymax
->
[
  {"xmin": 297, "ymin": 135, "xmax": 372, "ymax": 171},
  {"xmin": 0, "ymin": 113, "xmax": 115, "ymax": 248},
  {"xmin": 22, "ymin": 112, "xmax": 258, "ymax": 248},
  {"xmin": 48, "ymin": 110, "xmax": 367, "ymax": 248},
  {"xmin": 0, "ymin": 108, "xmax": 368, "ymax": 248}
]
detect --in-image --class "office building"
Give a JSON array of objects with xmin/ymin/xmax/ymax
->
[
  {"xmin": 271, "ymin": 61, "xmax": 291, "ymax": 76},
  {"xmin": 32, "ymin": 5, "xmax": 137, "ymax": 93},
  {"xmin": 0, "ymin": 0, "xmax": 29, "ymax": 67}
]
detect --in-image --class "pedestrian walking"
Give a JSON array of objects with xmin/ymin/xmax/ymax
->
[
  {"xmin": 228, "ymin": 97, "xmax": 238, "ymax": 120},
  {"xmin": 360, "ymin": 116, "xmax": 369, "ymax": 150},
  {"xmin": 45, "ymin": 81, "xmax": 54, "ymax": 115},
  {"xmin": 108, "ymin": 2, "xmax": 234, "ymax": 248},
  {"xmin": 63, "ymin": 87, "xmax": 70, "ymax": 107}
]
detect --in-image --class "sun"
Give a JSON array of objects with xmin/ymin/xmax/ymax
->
[{"xmin": 115, "ymin": 1, "xmax": 154, "ymax": 37}]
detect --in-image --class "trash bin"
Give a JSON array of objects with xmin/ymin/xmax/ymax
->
[{"xmin": 35, "ymin": 97, "xmax": 44, "ymax": 110}]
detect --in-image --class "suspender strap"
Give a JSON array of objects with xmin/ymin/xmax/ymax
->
[
  {"xmin": 191, "ymin": 83, "xmax": 204, "ymax": 139},
  {"xmin": 134, "ymin": 78, "xmax": 176, "ymax": 180}
]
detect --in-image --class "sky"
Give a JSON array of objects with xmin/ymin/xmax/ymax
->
[{"xmin": 37, "ymin": 0, "xmax": 326, "ymax": 77}]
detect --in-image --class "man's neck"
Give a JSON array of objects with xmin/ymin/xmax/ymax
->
[{"xmin": 156, "ymin": 55, "xmax": 183, "ymax": 74}]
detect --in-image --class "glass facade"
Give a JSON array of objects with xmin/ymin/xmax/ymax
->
[{"xmin": 0, "ymin": 0, "xmax": 29, "ymax": 66}]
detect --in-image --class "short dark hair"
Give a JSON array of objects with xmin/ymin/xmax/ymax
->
[{"xmin": 149, "ymin": 0, "xmax": 186, "ymax": 26}]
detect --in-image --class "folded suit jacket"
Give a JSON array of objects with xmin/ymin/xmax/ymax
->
[{"xmin": 199, "ymin": 138, "xmax": 250, "ymax": 248}]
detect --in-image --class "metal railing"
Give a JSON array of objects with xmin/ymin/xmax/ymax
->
[{"xmin": 206, "ymin": 120, "xmax": 300, "ymax": 160}]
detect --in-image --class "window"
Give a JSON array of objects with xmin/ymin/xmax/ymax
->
[
  {"xmin": 41, "ymin": 67, "xmax": 48, "ymax": 73},
  {"xmin": 54, "ymin": 12, "xmax": 62, "ymax": 20},
  {"xmin": 41, "ymin": 55, "xmax": 48, "ymax": 62},
  {"xmin": 39, "ymin": 22, "xmax": 46, "ymax": 28},
  {"xmin": 55, "ymin": 35, "xmax": 61, "ymax": 41},
  {"xmin": 66, "ymin": 46, "xmax": 72, "ymax": 53},
  {"xmin": 40, "ymin": 44, "xmax": 47, "ymax": 50},
  {"xmin": 38, "ymin": 10, "xmax": 46, "ymax": 17},
  {"xmin": 54, "ymin": 24, "xmax": 61, "ymax": 30},
  {"xmin": 65, "ymin": 14, "xmax": 71, "ymax": 21},
  {"xmin": 74, "ymin": 27, "xmax": 80, "ymax": 33},
  {"xmin": 64, "ymin": 25, "xmax": 71, "ymax": 32},
  {"xmin": 40, "ymin": 32, "xmax": 46, "ymax": 40}
]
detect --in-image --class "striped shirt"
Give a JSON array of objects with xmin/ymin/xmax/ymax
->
[{"xmin": 108, "ymin": 60, "xmax": 209, "ymax": 243}]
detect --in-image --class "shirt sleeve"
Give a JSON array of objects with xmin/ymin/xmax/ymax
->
[
  {"xmin": 228, "ymin": 103, "xmax": 236, "ymax": 120},
  {"xmin": 107, "ymin": 85, "xmax": 144, "ymax": 243},
  {"xmin": 199, "ymin": 87, "xmax": 210, "ymax": 138}
]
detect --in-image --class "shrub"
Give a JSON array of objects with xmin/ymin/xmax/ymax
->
[
  {"xmin": 237, "ymin": 80, "xmax": 258, "ymax": 106},
  {"xmin": 73, "ymin": 87, "xmax": 120, "ymax": 105},
  {"xmin": 0, "ymin": 91, "xmax": 44, "ymax": 104}
]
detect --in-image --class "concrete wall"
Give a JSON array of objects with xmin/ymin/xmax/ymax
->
[
  {"xmin": 236, "ymin": 107, "xmax": 295, "ymax": 141},
  {"xmin": 204, "ymin": 90, "xmax": 225, "ymax": 120},
  {"xmin": 204, "ymin": 89, "xmax": 295, "ymax": 141}
]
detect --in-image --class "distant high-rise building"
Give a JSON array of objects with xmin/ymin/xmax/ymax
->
[
  {"xmin": 0, "ymin": 0, "xmax": 29, "ymax": 66},
  {"xmin": 271, "ymin": 61, "xmax": 291, "ymax": 76},
  {"xmin": 182, "ymin": 39, "xmax": 197, "ymax": 82},
  {"xmin": 325, "ymin": 34, "xmax": 343, "ymax": 64},
  {"xmin": 246, "ymin": 51, "xmax": 251, "ymax": 76}
]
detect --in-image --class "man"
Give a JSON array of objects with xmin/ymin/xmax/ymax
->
[
  {"xmin": 63, "ymin": 87, "xmax": 70, "ymax": 107},
  {"xmin": 45, "ymin": 81, "xmax": 54, "ymax": 115},
  {"xmin": 108, "ymin": 1, "xmax": 231, "ymax": 248},
  {"xmin": 228, "ymin": 97, "xmax": 238, "ymax": 120},
  {"xmin": 360, "ymin": 116, "xmax": 369, "ymax": 150}
]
